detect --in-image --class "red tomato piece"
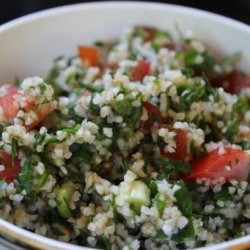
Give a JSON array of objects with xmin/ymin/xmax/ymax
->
[
  {"xmin": 142, "ymin": 101, "xmax": 172, "ymax": 123},
  {"xmin": 165, "ymin": 43, "xmax": 184, "ymax": 52},
  {"xmin": 0, "ymin": 85, "xmax": 20, "ymax": 123},
  {"xmin": 181, "ymin": 148, "xmax": 250, "ymax": 181},
  {"xmin": 142, "ymin": 101, "xmax": 162, "ymax": 117},
  {"xmin": 143, "ymin": 27, "xmax": 157, "ymax": 42},
  {"xmin": 160, "ymin": 125, "xmax": 188, "ymax": 161},
  {"xmin": 0, "ymin": 85, "xmax": 56, "ymax": 130},
  {"xmin": 24, "ymin": 102, "xmax": 56, "ymax": 131},
  {"xmin": 140, "ymin": 102, "xmax": 172, "ymax": 130},
  {"xmin": 211, "ymin": 70, "xmax": 250, "ymax": 94},
  {"xmin": 107, "ymin": 63, "xmax": 118, "ymax": 70},
  {"xmin": 131, "ymin": 60, "xmax": 150, "ymax": 81},
  {"xmin": 3, "ymin": 85, "xmax": 19, "ymax": 95},
  {"xmin": 136, "ymin": 27, "xmax": 156, "ymax": 42},
  {"xmin": 0, "ymin": 151, "xmax": 21, "ymax": 183},
  {"xmin": 78, "ymin": 45, "xmax": 99, "ymax": 67}
]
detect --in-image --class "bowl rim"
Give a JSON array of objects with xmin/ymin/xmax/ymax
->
[
  {"xmin": 0, "ymin": 2, "xmax": 249, "ymax": 250},
  {"xmin": 0, "ymin": 1, "xmax": 249, "ymax": 34}
]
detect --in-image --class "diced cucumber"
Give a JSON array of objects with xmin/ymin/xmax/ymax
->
[
  {"xmin": 56, "ymin": 181, "xmax": 76, "ymax": 219},
  {"xmin": 116, "ymin": 180, "xmax": 150, "ymax": 209}
]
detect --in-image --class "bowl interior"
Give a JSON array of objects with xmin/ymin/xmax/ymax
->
[{"xmin": 0, "ymin": 2, "xmax": 250, "ymax": 83}]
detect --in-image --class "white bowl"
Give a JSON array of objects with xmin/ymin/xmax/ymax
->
[{"xmin": 0, "ymin": 2, "xmax": 249, "ymax": 250}]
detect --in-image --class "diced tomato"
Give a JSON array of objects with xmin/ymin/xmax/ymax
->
[
  {"xmin": 140, "ymin": 101, "xmax": 172, "ymax": 130},
  {"xmin": 131, "ymin": 60, "xmax": 150, "ymax": 81},
  {"xmin": 0, "ymin": 151, "xmax": 21, "ymax": 183},
  {"xmin": 142, "ymin": 101, "xmax": 172, "ymax": 123},
  {"xmin": 0, "ymin": 85, "xmax": 56, "ymax": 130},
  {"xmin": 143, "ymin": 27, "xmax": 156, "ymax": 42},
  {"xmin": 139, "ymin": 119, "xmax": 153, "ymax": 130},
  {"xmin": 0, "ymin": 85, "xmax": 22, "ymax": 124},
  {"xmin": 24, "ymin": 102, "xmax": 56, "ymax": 131},
  {"xmin": 136, "ymin": 27, "xmax": 156, "ymax": 42},
  {"xmin": 211, "ymin": 70, "xmax": 250, "ymax": 94},
  {"xmin": 159, "ymin": 125, "xmax": 188, "ymax": 161},
  {"xmin": 165, "ymin": 43, "xmax": 184, "ymax": 52},
  {"xmin": 142, "ymin": 101, "xmax": 162, "ymax": 117},
  {"xmin": 2, "ymin": 85, "xmax": 19, "ymax": 95},
  {"xmin": 181, "ymin": 148, "xmax": 250, "ymax": 181},
  {"xmin": 107, "ymin": 63, "xmax": 118, "ymax": 70},
  {"xmin": 78, "ymin": 45, "xmax": 99, "ymax": 67}
]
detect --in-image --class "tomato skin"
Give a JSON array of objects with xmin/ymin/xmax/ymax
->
[
  {"xmin": 0, "ymin": 85, "xmax": 56, "ymax": 130},
  {"xmin": 78, "ymin": 45, "xmax": 99, "ymax": 67},
  {"xmin": 142, "ymin": 101, "xmax": 162, "ymax": 116},
  {"xmin": 131, "ymin": 60, "xmax": 150, "ymax": 81},
  {"xmin": 2, "ymin": 85, "xmax": 19, "ymax": 95},
  {"xmin": 0, "ymin": 151, "xmax": 21, "ymax": 183},
  {"xmin": 142, "ymin": 101, "xmax": 172, "ymax": 123},
  {"xmin": 211, "ymin": 71, "xmax": 250, "ymax": 94},
  {"xmin": 165, "ymin": 44, "xmax": 183, "ymax": 52},
  {"xmin": 0, "ymin": 85, "xmax": 20, "ymax": 123},
  {"xmin": 107, "ymin": 63, "xmax": 118, "ymax": 70},
  {"xmin": 136, "ymin": 27, "xmax": 156, "ymax": 42},
  {"xmin": 141, "ymin": 103, "xmax": 183, "ymax": 159},
  {"xmin": 144, "ymin": 28, "xmax": 156, "ymax": 41},
  {"xmin": 160, "ymin": 125, "xmax": 188, "ymax": 161},
  {"xmin": 25, "ymin": 102, "xmax": 56, "ymax": 130},
  {"xmin": 181, "ymin": 148, "xmax": 250, "ymax": 181}
]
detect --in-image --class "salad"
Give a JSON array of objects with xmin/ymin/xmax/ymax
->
[{"xmin": 0, "ymin": 26, "xmax": 249, "ymax": 249}]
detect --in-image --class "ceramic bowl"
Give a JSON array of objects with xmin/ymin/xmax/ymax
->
[{"xmin": 0, "ymin": 2, "xmax": 249, "ymax": 249}]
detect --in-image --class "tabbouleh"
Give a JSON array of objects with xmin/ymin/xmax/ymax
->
[{"xmin": 0, "ymin": 26, "xmax": 250, "ymax": 249}]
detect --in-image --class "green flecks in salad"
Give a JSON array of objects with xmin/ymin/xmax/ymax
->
[{"xmin": 0, "ymin": 26, "xmax": 249, "ymax": 250}]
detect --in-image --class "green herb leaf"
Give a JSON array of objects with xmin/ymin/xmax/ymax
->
[
  {"xmin": 155, "ymin": 229, "xmax": 167, "ymax": 242},
  {"xmin": 48, "ymin": 136, "xmax": 61, "ymax": 143},
  {"xmin": 174, "ymin": 180, "xmax": 192, "ymax": 217},
  {"xmin": 179, "ymin": 86, "xmax": 206, "ymax": 111},
  {"xmin": 58, "ymin": 124, "xmax": 81, "ymax": 134},
  {"xmin": 0, "ymin": 123, "xmax": 8, "ymax": 135},
  {"xmin": 157, "ymin": 157, "xmax": 191, "ymax": 176},
  {"xmin": 35, "ymin": 133, "xmax": 46, "ymax": 147},
  {"xmin": 38, "ymin": 171, "xmax": 49, "ymax": 188},
  {"xmin": 17, "ymin": 155, "xmax": 35, "ymax": 198},
  {"xmin": 69, "ymin": 143, "xmax": 95, "ymax": 167},
  {"xmin": 97, "ymin": 236, "xmax": 112, "ymax": 250},
  {"xmin": 173, "ymin": 180, "xmax": 195, "ymax": 242},
  {"xmin": 121, "ymin": 159, "xmax": 129, "ymax": 172},
  {"xmin": 240, "ymin": 140, "xmax": 250, "ymax": 150},
  {"xmin": 152, "ymin": 30, "xmax": 170, "ymax": 52},
  {"xmin": 214, "ymin": 188, "xmax": 232, "ymax": 201},
  {"xmin": 225, "ymin": 121, "xmax": 238, "ymax": 142},
  {"xmin": 89, "ymin": 95, "xmax": 100, "ymax": 115},
  {"xmin": 39, "ymin": 146, "xmax": 55, "ymax": 166},
  {"xmin": 11, "ymin": 139, "xmax": 19, "ymax": 167},
  {"xmin": 51, "ymin": 226, "xmax": 65, "ymax": 236},
  {"xmin": 94, "ymin": 41, "xmax": 104, "ymax": 47},
  {"xmin": 155, "ymin": 193, "xmax": 166, "ymax": 215},
  {"xmin": 39, "ymin": 83, "xmax": 47, "ymax": 94},
  {"xmin": 233, "ymin": 96, "xmax": 249, "ymax": 115},
  {"xmin": 79, "ymin": 83, "xmax": 103, "ymax": 93},
  {"xmin": 149, "ymin": 181, "xmax": 158, "ymax": 198},
  {"xmin": 172, "ymin": 220, "xmax": 195, "ymax": 243},
  {"xmin": 114, "ymin": 91, "xmax": 143, "ymax": 127}
]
